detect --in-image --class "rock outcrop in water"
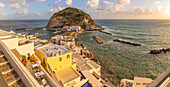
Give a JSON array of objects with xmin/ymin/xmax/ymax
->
[
  {"xmin": 149, "ymin": 48, "xmax": 170, "ymax": 54},
  {"xmin": 47, "ymin": 7, "xmax": 103, "ymax": 30}
]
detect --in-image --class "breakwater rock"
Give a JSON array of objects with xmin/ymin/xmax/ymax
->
[
  {"xmin": 92, "ymin": 36, "xmax": 104, "ymax": 44},
  {"xmin": 15, "ymin": 27, "xmax": 46, "ymax": 31},
  {"xmin": 98, "ymin": 30, "xmax": 112, "ymax": 35},
  {"xmin": 149, "ymin": 48, "xmax": 170, "ymax": 54},
  {"xmin": 113, "ymin": 39, "xmax": 141, "ymax": 46}
]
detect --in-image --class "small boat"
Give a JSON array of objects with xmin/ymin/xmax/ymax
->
[
  {"xmin": 52, "ymin": 31, "xmax": 61, "ymax": 34},
  {"xmin": 90, "ymin": 38, "xmax": 93, "ymax": 41},
  {"xmin": 43, "ymin": 34, "xmax": 47, "ymax": 36},
  {"xmin": 42, "ymin": 28, "xmax": 46, "ymax": 30}
]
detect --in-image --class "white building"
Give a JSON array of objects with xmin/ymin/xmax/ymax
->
[
  {"xmin": 0, "ymin": 29, "xmax": 34, "ymax": 59},
  {"xmin": 69, "ymin": 26, "xmax": 81, "ymax": 31}
]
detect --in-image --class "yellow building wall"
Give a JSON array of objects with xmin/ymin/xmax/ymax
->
[
  {"xmin": 35, "ymin": 49, "xmax": 48, "ymax": 69},
  {"xmin": 47, "ymin": 52, "xmax": 73, "ymax": 72},
  {"xmin": 71, "ymin": 63, "xmax": 76, "ymax": 70},
  {"xmin": 35, "ymin": 49, "xmax": 76, "ymax": 72}
]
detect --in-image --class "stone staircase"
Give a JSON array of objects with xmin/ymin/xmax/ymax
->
[{"xmin": 0, "ymin": 50, "xmax": 25, "ymax": 87}]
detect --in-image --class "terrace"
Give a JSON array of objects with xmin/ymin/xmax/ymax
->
[
  {"xmin": 56, "ymin": 66, "xmax": 81, "ymax": 86},
  {"xmin": 36, "ymin": 44, "xmax": 71, "ymax": 58},
  {"xmin": 25, "ymin": 56, "xmax": 52, "ymax": 87}
]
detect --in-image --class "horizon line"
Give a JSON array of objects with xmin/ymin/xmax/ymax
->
[{"xmin": 1, "ymin": 19, "xmax": 170, "ymax": 21}]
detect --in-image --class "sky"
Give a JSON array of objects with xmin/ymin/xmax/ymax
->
[{"xmin": 0, "ymin": 0, "xmax": 170, "ymax": 20}]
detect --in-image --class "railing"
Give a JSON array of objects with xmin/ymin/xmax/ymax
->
[
  {"xmin": 0, "ymin": 41, "xmax": 41, "ymax": 87},
  {"xmin": 33, "ymin": 54, "xmax": 63, "ymax": 87}
]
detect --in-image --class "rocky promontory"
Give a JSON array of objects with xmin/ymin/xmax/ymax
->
[{"xmin": 47, "ymin": 7, "xmax": 103, "ymax": 30}]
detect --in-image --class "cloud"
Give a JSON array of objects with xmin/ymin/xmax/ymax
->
[
  {"xmin": 96, "ymin": 1, "xmax": 113, "ymax": 11},
  {"xmin": 26, "ymin": 0, "xmax": 45, "ymax": 2},
  {"xmin": 65, "ymin": 0, "xmax": 73, "ymax": 6},
  {"xmin": 16, "ymin": 9, "xmax": 29, "ymax": 15},
  {"xmin": 92, "ymin": 5, "xmax": 167, "ymax": 19},
  {"xmin": 134, "ymin": 7, "xmax": 144, "ymax": 14},
  {"xmin": 154, "ymin": 1, "xmax": 161, "ymax": 4},
  {"xmin": 4, "ymin": 0, "xmax": 22, "ymax": 3},
  {"xmin": 86, "ymin": 0, "xmax": 100, "ymax": 8},
  {"xmin": 22, "ymin": 0, "xmax": 30, "ymax": 6},
  {"xmin": 0, "ymin": 3, "xmax": 5, "ymax": 11},
  {"xmin": 33, "ymin": 12, "xmax": 41, "ymax": 16},
  {"xmin": 0, "ymin": 12, "xmax": 6, "ymax": 15},
  {"xmin": 114, "ymin": 0, "xmax": 131, "ymax": 11},
  {"xmin": 46, "ymin": 6, "xmax": 63, "ymax": 15},
  {"xmin": 53, "ymin": 1, "xmax": 58, "ymax": 7},
  {"xmin": 9, "ymin": 3, "xmax": 20, "ymax": 9}
]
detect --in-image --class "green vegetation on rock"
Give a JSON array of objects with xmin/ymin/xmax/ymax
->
[{"xmin": 47, "ymin": 7, "xmax": 103, "ymax": 30}]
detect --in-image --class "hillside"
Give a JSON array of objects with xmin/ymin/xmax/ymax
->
[{"xmin": 47, "ymin": 7, "xmax": 103, "ymax": 30}]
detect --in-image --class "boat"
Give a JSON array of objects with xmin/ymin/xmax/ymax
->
[
  {"xmin": 52, "ymin": 31, "xmax": 61, "ymax": 34},
  {"xmin": 42, "ymin": 28, "xmax": 46, "ymax": 30},
  {"xmin": 43, "ymin": 34, "xmax": 48, "ymax": 36}
]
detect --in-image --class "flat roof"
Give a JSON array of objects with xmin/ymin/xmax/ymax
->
[
  {"xmin": 81, "ymin": 70, "xmax": 102, "ymax": 87},
  {"xmin": 56, "ymin": 67, "xmax": 80, "ymax": 84},
  {"xmin": 79, "ymin": 63, "xmax": 92, "ymax": 71},
  {"xmin": 77, "ymin": 60, "xmax": 101, "ymax": 71},
  {"xmin": 36, "ymin": 44, "xmax": 71, "ymax": 58},
  {"xmin": 87, "ymin": 60, "xmax": 100, "ymax": 69},
  {"xmin": 0, "ymin": 29, "xmax": 12, "ymax": 39},
  {"xmin": 133, "ymin": 77, "xmax": 153, "ymax": 87}
]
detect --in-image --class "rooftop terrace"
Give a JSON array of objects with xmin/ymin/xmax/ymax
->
[
  {"xmin": 56, "ymin": 66, "xmax": 80, "ymax": 84},
  {"xmin": 0, "ymin": 29, "xmax": 12, "ymax": 39},
  {"xmin": 36, "ymin": 44, "xmax": 71, "ymax": 58}
]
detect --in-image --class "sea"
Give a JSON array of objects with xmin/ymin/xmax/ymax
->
[{"xmin": 0, "ymin": 20, "xmax": 170, "ymax": 85}]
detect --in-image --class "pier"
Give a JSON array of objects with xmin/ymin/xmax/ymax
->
[
  {"xmin": 15, "ymin": 27, "xmax": 46, "ymax": 31},
  {"xmin": 113, "ymin": 39, "xmax": 141, "ymax": 46},
  {"xmin": 98, "ymin": 30, "xmax": 112, "ymax": 35},
  {"xmin": 92, "ymin": 36, "xmax": 104, "ymax": 44}
]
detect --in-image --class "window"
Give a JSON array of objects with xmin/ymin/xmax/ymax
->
[
  {"xmin": 59, "ymin": 57, "xmax": 62, "ymax": 61},
  {"xmin": 67, "ymin": 55, "xmax": 70, "ymax": 59}
]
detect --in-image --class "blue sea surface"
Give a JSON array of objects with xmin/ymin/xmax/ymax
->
[{"xmin": 0, "ymin": 19, "xmax": 170, "ymax": 85}]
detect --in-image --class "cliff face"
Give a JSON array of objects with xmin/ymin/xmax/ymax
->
[{"xmin": 47, "ymin": 7, "xmax": 103, "ymax": 30}]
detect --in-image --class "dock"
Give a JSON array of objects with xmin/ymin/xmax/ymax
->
[
  {"xmin": 92, "ymin": 36, "xmax": 104, "ymax": 44},
  {"xmin": 113, "ymin": 39, "xmax": 141, "ymax": 46},
  {"xmin": 15, "ymin": 27, "xmax": 46, "ymax": 31},
  {"xmin": 98, "ymin": 30, "xmax": 112, "ymax": 35}
]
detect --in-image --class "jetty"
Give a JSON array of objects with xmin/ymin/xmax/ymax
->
[
  {"xmin": 92, "ymin": 36, "xmax": 104, "ymax": 44},
  {"xmin": 113, "ymin": 39, "xmax": 141, "ymax": 46},
  {"xmin": 149, "ymin": 48, "xmax": 170, "ymax": 54},
  {"xmin": 15, "ymin": 27, "xmax": 46, "ymax": 31},
  {"xmin": 98, "ymin": 30, "xmax": 112, "ymax": 35}
]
